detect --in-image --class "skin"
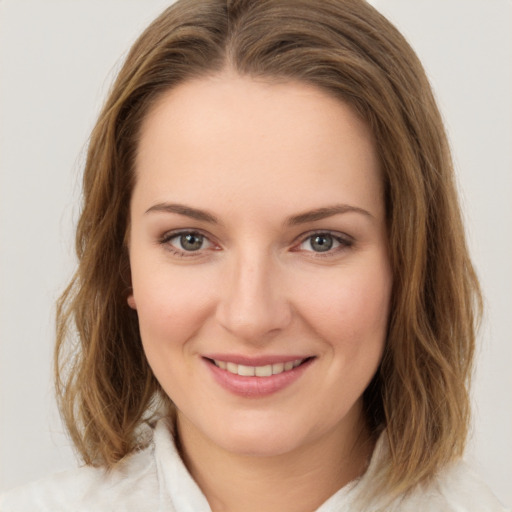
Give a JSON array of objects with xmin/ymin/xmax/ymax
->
[{"xmin": 127, "ymin": 72, "xmax": 392, "ymax": 512}]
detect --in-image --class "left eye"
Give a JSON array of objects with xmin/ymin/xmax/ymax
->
[
  {"xmin": 167, "ymin": 232, "xmax": 212, "ymax": 252},
  {"xmin": 298, "ymin": 233, "xmax": 348, "ymax": 253}
]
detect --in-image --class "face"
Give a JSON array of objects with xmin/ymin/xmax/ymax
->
[{"xmin": 127, "ymin": 73, "xmax": 392, "ymax": 458}]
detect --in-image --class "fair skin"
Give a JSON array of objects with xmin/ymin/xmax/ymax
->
[{"xmin": 127, "ymin": 72, "xmax": 392, "ymax": 512}]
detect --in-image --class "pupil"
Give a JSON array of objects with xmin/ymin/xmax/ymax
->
[
  {"xmin": 181, "ymin": 233, "xmax": 203, "ymax": 251},
  {"xmin": 311, "ymin": 234, "xmax": 333, "ymax": 252}
]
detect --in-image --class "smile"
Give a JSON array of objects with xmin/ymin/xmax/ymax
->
[
  {"xmin": 204, "ymin": 356, "xmax": 315, "ymax": 397},
  {"xmin": 212, "ymin": 358, "xmax": 305, "ymax": 377}
]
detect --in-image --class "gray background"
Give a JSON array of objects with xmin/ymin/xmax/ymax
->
[{"xmin": 1, "ymin": 0, "xmax": 511, "ymax": 507}]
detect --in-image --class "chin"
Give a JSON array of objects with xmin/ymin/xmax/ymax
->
[
  {"xmin": 203, "ymin": 413, "xmax": 319, "ymax": 458},
  {"xmin": 219, "ymin": 430, "xmax": 305, "ymax": 458}
]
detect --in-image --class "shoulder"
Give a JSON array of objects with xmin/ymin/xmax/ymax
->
[
  {"xmin": 349, "ymin": 433, "xmax": 509, "ymax": 512},
  {"xmin": 0, "ymin": 444, "xmax": 159, "ymax": 512},
  {"xmin": 391, "ymin": 461, "xmax": 509, "ymax": 512},
  {"xmin": 434, "ymin": 461, "xmax": 509, "ymax": 511}
]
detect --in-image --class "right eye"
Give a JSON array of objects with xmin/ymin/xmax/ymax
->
[{"xmin": 161, "ymin": 231, "xmax": 215, "ymax": 255}]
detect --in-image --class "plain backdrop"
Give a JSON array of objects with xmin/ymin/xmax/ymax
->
[{"xmin": 1, "ymin": 0, "xmax": 511, "ymax": 507}]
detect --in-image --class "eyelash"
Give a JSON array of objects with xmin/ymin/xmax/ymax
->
[
  {"xmin": 159, "ymin": 230, "xmax": 215, "ymax": 258},
  {"xmin": 159, "ymin": 230, "xmax": 354, "ymax": 258},
  {"xmin": 294, "ymin": 232, "xmax": 354, "ymax": 257}
]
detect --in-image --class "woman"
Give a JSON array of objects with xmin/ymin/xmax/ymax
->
[{"xmin": 1, "ymin": 0, "xmax": 507, "ymax": 510}]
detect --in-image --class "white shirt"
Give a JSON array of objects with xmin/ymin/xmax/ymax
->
[{"xmin": 0, "ymin": 419, "xmax": 508, "ymax": 512}]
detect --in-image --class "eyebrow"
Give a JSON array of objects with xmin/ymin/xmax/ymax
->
[
  {"xmin": 285, "ymin": 204, "xmax": 373, "ymax": 226},
  {"xmin": 145, "ymin": 203, "xmax": 220, "ymax": 224},
  {"xmin": 145, "ymin": 202, "xmax": 373, "ymax": 225}
]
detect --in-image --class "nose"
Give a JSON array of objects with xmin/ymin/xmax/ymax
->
[{"xmin": 215, "ymin": 250, "xmax": 293, "ymax": 344}]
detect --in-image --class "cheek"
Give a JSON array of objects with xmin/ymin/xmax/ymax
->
[
  {"xmin": 295, "ymin": 259, "xmax": 392, "ymax": 352},
  {"xmin": 131, "ymin": 266, "xmax": 218, "ymax": 400},
  {"xmin": 131, "ymin": 263, "xmax": 216, "ymax": 350}
]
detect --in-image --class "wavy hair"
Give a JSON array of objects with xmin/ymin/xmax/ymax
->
[{"xmin": 55, "ymin": 0, "xmax": 482, "ymax": 501}]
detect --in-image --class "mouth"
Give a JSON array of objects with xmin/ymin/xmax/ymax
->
[
  {"xmin": 203, "ymin": 355, "xmax": 315, "ymax": 397},
  {"xmin": 206, "ymin": 357, "xmax": 313, "ymax": 377}
]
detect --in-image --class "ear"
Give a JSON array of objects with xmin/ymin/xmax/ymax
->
[{"xmin": 127, "ymin": 293, "xmax": 137, "ymax": 310}]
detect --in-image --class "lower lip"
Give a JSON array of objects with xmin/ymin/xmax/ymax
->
[{"xmin": 204, "ymin": 358, "xmax": 314, "ymax": 398}]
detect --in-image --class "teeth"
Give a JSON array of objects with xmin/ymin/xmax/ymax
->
[
  {"xmin": 272, "ymin": 363, "xmax": 284, "ymax": 375},
  {"xmin": 255, "ymin": 365, "xmax": 272, "ymax": 377},
  {"xmin": 214, "ymin": 358, "xmax": 305, "ymax": 376},
  {"xmin": 226, "ymin": 362, "xmax": 238, "ymax": 374},
  {"xmin": 237, "ymin": 364, "xmax": 255, "ymax": 376}
]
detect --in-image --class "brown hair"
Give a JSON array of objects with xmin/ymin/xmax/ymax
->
[{"xmin": 55, "ymin": 0, "xmax": 482, "ymax": 501}]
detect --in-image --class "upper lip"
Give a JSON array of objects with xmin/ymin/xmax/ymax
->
[{"xmin": 202, "ymin": 354, "xmax": 314, "ymax": 366}]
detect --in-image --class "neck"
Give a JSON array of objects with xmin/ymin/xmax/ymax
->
[{"xmin": 176, "ymin": 404, "xmax": 374, "ymax": 512}]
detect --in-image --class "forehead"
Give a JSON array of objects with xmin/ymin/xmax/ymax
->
[{"xmin": 133, "ymin": 73, "xmax": 382, "ymax": 220}]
